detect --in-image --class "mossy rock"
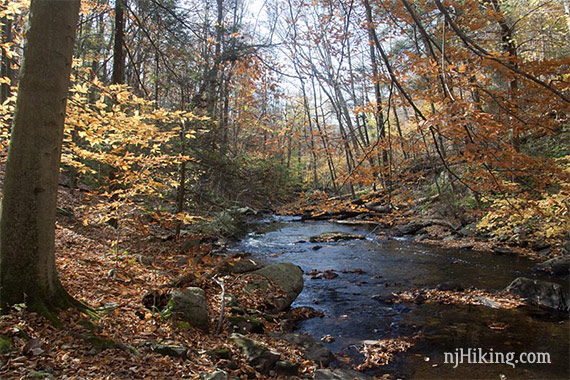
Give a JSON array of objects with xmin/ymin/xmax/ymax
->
[
  {"xmin": 243, "ymin": 280, "xmax": 268, "ymax": 293},
  {"xmin": 227, "ymin": 315, "xmax": 264, "ymax": 334},
  {"xmin": 229, "ymin": 333, "xmax": 280, "ymax": 374},
  {"xmin": 245, "ymin": 263, "xmax": 303, "ymax": 312},
  {"xmin": 181, "ymin": 238, "xmax": 201, "ymax": 253},
  {"xmin": 170, "ymin": 287, "xmax": 209, "ymax": 332},
  {"xmin": 0, "ymin": 335, "xmax": 12, "ymax": 354},
  {"xmin": 26, "ymin": 371, "xmax": 55, "ymax": 380},
  {"xmin": 209, "ymin": 347, "xmax": 232, "ymax": 360},
  {"xmin": 174, "ymin": 321, "xmax": 193, "ymax": 329},
  {"xmin": 151, "ymin": 343, "xmax": 188, "ymax": 359},
  {"xmin": 85, "ymin": 335, "xmax": 121, "ymax": 351}
]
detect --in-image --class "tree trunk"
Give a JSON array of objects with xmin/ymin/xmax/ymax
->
[
  {"xmin": 0, "ymin": 0, "xmax": 81, "ymax": 313},
  {"xmin": 108, "ymin": 0, "xmax": 127, "ymax": 220},
  {"xmin": 175, "ymin": 87, "xmax": 187, "ymax": 239},
  {"xmin": 489, "ymin": 0, "xmax": 520, "ymax": 151},
  {"xmin": 564, "ymin": 0, "xmax": 570, "ymax": 35},
  {"xmin": 112, "ymin": 0, "xmax": 126, "ymax": 85},
  {"xmin": 364, "ymin": 10, "xmax": 388, "ymax": 185},
  {"xmin": 310, "ymin": 75, "xmax": 338, "ymax": 193}
]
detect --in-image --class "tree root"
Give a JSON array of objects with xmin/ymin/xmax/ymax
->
[{"xmin": 29, "ymin": 283, "xmax": 95, "ymax": 326}]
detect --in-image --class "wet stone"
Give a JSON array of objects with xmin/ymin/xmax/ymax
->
[{"xmin": 310, "ymin": 232, "xmax": 366, "ymax": 243}]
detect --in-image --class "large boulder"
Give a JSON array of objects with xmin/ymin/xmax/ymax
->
[
  {"xmin": 171, "ymin": 287, "xmax": 209, "ymax": 332},
  {"xmin": 505, "ymin": 277, "xmax": 569, "ymax": 311},
  {"xmin": 273, "ymin": 333, "xmax": 334, "ymax": 366},
  {"xmin": 314, "ymin": 369, "xmax": 372, "ymax": 380},
  {"xmin": 533, "ymin": 256, "xmax": 570, "ymax": 277},
  {"xmin": 229, "ymin": 333, "xmax": 280, "ymax": 374},
  {"xmin": 246, "ymin": 263, "xmax": 303, "ymax": 312},
  {"xmin": 393, "ymin": 220, "xmax": 432, "ymax": 236}
]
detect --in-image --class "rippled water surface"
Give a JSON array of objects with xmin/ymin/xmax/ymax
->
[{"xmin": 233, "ymin": 216, "xmax": 569, "ymax": 379}]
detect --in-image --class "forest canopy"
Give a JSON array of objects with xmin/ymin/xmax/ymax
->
[{"xmin": 0, "ymin": 0, "xmax": 567, "ymax": 242}]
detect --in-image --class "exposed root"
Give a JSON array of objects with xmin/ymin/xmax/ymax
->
[{"xmin": 29, "ymin": 283, "xmax": 94, "ymax": 326}]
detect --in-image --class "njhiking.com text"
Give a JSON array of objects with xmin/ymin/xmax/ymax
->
[{"xmin": 444, "ymin": 348, "xmax": 551, "ymax": 368}]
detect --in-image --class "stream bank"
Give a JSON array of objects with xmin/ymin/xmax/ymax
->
[
  {"xmin": 233, "ymin": 215, "xmax": 569, "ymax": 379},
  {"xmin": 280, "ymin": 191, "xmax": 570, "ymax": 264}
]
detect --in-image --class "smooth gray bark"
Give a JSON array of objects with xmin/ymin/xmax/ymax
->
[{"xmin": 0, "ymin": 0, "xmax": 81, "ymax": 312}]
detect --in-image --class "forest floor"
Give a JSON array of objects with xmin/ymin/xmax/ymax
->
[
  {"xmin": 0, "ymin": 182, "xmax": 567, "ymax": 379},
  {"xmin": 0, "ymin": 187, "xmax": 328, "ymax": 379}
]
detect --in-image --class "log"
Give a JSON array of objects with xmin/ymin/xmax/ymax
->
[
  {"xmin": 301, "ymin": 210, "xmax": 365, "ymax": 221},
  {"xmin": 350, "ymin": 198, "xmax": 365, "ymax": 205},
  {"xmin": 413, "ymin": 194, "xmax": 440, "ymax": 205}
]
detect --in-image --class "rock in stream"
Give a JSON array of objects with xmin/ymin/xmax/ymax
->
[
  {"xmin": 533, "ymin": 256, "xmax": 570, "ymax": 277},
  {"xmin": 245, "ymin": 262, "xmax": 304, "ymax": 312},
  {"xmin": 505, "ymin": 277, "xmax": 569, "ymax": 311},
  {"xmin": 310, "ymin": 232, "xmax": 366, "ymax": 243}
]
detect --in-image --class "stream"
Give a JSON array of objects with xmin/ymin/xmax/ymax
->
[{"xmin": 233, "ymin": 215, "xmax": 569, "ymax": 379}]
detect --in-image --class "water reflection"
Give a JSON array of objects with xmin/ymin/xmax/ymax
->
[{"xmin": 234, "ymin": 219, "xmax": 569, "ymax": 379}]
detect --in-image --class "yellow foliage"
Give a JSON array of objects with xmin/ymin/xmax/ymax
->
[
  {"xmin": 477, "ymin": 191, "xmax": 570, "ymax": 242},
  {"xmin": 0, "ymin": 0, "xmax": 28, "ymax": 19},
  {"xmin": 63, "ymin": 73, "xmax": 205, "ymax": 225},
  {"xmin": 0, "ymin": 62, "xmax": 203, "ymax": 227}
]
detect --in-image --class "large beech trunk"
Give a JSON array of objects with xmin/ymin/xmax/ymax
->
[{"xmin": 0, "ymin": 0, "xmax": 81, "ymax": 313}]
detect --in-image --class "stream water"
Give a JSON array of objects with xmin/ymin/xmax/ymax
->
[{"xmin": 233, "ymin": 215, "xmax": 569, "ymax": 379}]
